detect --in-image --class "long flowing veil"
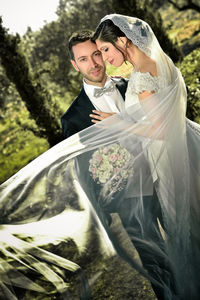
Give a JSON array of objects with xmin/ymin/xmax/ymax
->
[{"xmin": 0, "ymin": 14, "xmax": 200, "ymax": 300}]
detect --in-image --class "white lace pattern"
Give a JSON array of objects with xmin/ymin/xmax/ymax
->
[
  {"xmin": 101, "ymin": 14, "xmax": 153, "ymax": 56},
  {"xmin": 127, "ymin": 71, "xmax": 166, "ymax": 95}
]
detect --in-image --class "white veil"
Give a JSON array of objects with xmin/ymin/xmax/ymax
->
[{"xmin": 0, "ymin": 14, "xmax": 200, "ymax": 300}]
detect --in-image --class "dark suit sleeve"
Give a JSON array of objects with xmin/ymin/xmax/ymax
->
[{"xmin": 61, "ymin": 115, "xmax": 79, "ymax": 139}]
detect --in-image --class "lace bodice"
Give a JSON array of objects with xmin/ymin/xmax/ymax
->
[
  {"xmin": 129, "ymin": 71, "xmax": 166, "ymax": 94},
  {"xmin": 125, "ymin": 71, "xmax": 167, "ymax": 108}
]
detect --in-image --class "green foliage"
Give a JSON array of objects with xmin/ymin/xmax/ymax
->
[
  {"xmin": 52, "ymin": 90, "xmax": 74, "ymax": 114},
  {"xmin": 21, "ymin": 0, "xmax": 113, "ymax": 92},
  {"xmin": 178, "ymin": 48, "xmax": 200, "ymax": 123},
  {"xmin": 106, "ymin": 61, "xmax": 133, "ymax": 78},
  {"xmin": 165, "ymin": 0, "xmax": 200, "ymax": 13},
  {"xmin": 0, "ymin": 131, "xmax": 48, "ymax": 184},
  {"xmin": 0, "ymin": 18, "xmax": 63, "ymax": 146},
  {"xmin": 160, "ymin": 4, "xmax": 200, "ymax": 55},
  {"xmin": 0, "ymin": 65, "xmax": 13, "ymax": 109},
  {"xmin": 0, "ymin": 99, "xmax": 49, "ymax": 184}
]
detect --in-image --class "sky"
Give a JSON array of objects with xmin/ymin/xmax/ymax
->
[{"xmin": 0, "ymin": 0, "xmax": 60, "ymax": 35}]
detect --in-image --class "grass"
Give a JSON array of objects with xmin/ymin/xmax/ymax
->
[{"xmin": 0, "ymin": 130, "xmax": 48, "ymax": 184}]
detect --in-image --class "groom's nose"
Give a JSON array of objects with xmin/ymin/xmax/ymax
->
[{"xmin": 89, "ymin": 57, "xmax": 98, "ymax": 67}]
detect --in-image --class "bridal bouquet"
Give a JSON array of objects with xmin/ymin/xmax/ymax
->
[{"xmin": 89, "ymin": 143, "xmax": 134, "ymax": 193}]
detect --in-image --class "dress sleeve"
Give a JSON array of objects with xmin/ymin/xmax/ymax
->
[{"xmin": 128, "ymin": 72, "xmax": 165, "ymax": 95}]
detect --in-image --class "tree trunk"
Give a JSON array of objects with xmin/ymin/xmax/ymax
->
[{"xmin": 0, "ymin": 18, "xmax": 63, "ymax": 147}]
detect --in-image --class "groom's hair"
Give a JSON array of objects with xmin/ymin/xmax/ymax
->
[{"xmin": 68, "ymin": 30, "xmax": 95, "ymax": 60}]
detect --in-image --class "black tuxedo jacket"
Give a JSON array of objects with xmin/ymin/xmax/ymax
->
[
  {"xmin": 60, "ymin": 78, "xmax": 128, "ymax": 226},
  {"xmin": 61, "ymin": 78, "xmax": 128, "ymax": 139}
]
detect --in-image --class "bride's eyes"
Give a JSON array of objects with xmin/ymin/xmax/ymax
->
[{"xmin": 104, "ymin": 47, "xmax": 109, "ymax": 52}]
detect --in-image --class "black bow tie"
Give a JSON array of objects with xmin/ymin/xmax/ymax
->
[{"xmin": 93, "ymin": 82, "xmax": 115, "ymax": 98}]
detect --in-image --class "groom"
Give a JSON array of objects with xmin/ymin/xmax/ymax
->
[
  {"xmin": 61, "ymin": 30, "xmax": 174, "ymax": 300},
  {"xmin": 61, "ymin": 30, "xmax": 127, "ymax": 138}
]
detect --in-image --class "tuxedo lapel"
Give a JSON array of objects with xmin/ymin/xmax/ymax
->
[
  {"xmin": 75, "ymin": 88, "xmax": 96, "ymax": 127},
  {"xmin": 115, "ymin": 79, "xmax": 128, "ymax": 100}
]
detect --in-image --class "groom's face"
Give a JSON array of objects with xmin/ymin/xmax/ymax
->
[{"xmin": 71, "ymin": 40, "xmax": 106, "ymax": 86}]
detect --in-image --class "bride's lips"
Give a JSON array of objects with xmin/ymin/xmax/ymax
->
[{"xmin": 109, "ymin": 59, "xmax": 114, "ymax": 65}]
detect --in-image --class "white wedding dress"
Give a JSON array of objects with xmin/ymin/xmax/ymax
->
[
  {"xmin": 122, "ymin": 63, "xmax": 200, "ymax": 300},
  {"xmin": 0, "ymin": 14, "xmax": 200, "ymax": 300}
]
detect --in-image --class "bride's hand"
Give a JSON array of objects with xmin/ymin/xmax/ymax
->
[{"xmin": 90, "ymin": 110, "xmax": 116, "ymax": 123}]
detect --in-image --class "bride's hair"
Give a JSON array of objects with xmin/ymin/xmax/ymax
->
[
  {"xmin": 92, "ymin": 19, "xmax": 128, "ymax": 62},
  {"xmin": 92, "ymin": 19, "xmax": 126, "ymax": 43}
]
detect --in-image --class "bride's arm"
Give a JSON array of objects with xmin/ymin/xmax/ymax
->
[
  {"xmin": 90, "ymin": 91, "xmax": 164, "ymax": 140},
  {"xmin": 136, "ymin": 91, "xmax": 164, "ymax": 138}
]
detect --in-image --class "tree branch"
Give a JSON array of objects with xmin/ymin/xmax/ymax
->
[{"xmin": 167, "ymin": 0, "xmax": 200, "ymax": 13}]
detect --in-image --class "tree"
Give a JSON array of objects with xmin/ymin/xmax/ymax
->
[
  {"xmin": 0, "ymin": 18, "xmax": 63, "ymax": 146},
  {"xmin": 22, "ymin": 0, "xmax": 113, "ymax": 95},
  {"xmin": 0, "ymin": 65, "xmax": 12, "ymax": 110},
  {"xmin": 166, "ymin": 0, "xmax": 200, "ymax": 13},
  {"xmin": 179, "ymin": 48, "xmax": 200, "ymax": 124}
]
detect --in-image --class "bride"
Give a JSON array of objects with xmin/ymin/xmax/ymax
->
[
  {"xmin": 0, "ymin": 13, "xmax": 200, "ymax": 300},
  {"xmin": 91, "ymin": 14, "xmax": 200, "ymax": 300}
]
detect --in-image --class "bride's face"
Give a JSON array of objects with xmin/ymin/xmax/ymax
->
[{"xmin": 96, "ymin": 39, "xmax": 125, "ymax": 67}]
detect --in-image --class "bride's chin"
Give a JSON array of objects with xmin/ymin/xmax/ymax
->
[{"xmin": 113, "ymin": 61, "xmax": 123, "ymax": 67}]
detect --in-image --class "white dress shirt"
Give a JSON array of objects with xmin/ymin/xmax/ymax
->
[{"xmin": 83, "ymin": 77, "xmax": 125, "ymax": 113}]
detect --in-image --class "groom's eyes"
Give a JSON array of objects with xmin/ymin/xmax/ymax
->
[
  {"xmin": 78, "ymin": 51, "xmax": 102, "ymax": 62},
  {"xmin": 94, "ymin": 51, "xmax": 101, "ymax": 56},
  {"xmin": 79, "ymin": 58, "xmax": 87, "ymax": 62}
]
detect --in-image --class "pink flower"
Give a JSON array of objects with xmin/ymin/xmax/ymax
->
[
  {"xmin": 96, "ymin": 155, "xmax": 102, "ymax": 162},
  {"xmin": 109, "ymin": 154, "xmax": 117, "ymax": 162},
  {"xmin": 118, "ymin": 155, "xmax": 123, "ymax": 160}
]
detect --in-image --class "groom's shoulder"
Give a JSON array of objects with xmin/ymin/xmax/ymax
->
[
  {"xmin": 111, "ymin": 76, "xmax": 129, "ymax": 94},
  {"xmin": 111, "ymin": 76, "xmax": 129, "ymax": 85}
]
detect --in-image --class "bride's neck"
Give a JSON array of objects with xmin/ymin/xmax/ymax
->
[{"xmin": 127, "ymin": 46, "xmax": 157, "ymax": 75}]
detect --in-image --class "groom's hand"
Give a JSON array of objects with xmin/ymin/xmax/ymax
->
[{"xmin": 90, "ymin": 110, "xmax": 116, "ymax": 123}]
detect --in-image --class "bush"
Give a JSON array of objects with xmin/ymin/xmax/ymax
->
[{"xmin": 178, "ymin": 48, "xmax": 200, "ymax": 124}]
